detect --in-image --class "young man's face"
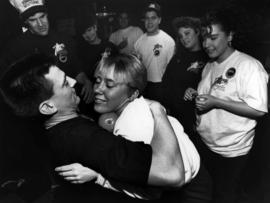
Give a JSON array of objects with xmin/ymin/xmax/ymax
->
[
  {"xmin": 118, "ymin": 13, "xmax": 129, "ymax": 29},
  {"xmin": 45, "ymin": 66, "xmax": 80, "ymax": 113},
  {"xmin": 25, "ymin": 12, "xmax": 49, "ymax": 36},
  {"xmin": 82, "ymin": 25, "xmax": 97, "ymax": 43},
  {"xmin": 144, "ymin": 11, "xmax": 161, "ymax": 35}
]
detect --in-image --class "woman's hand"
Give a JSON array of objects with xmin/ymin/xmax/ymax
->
[
  {"xmin": 196, "ymin": 94, "xmax": 266, "ymax": 118},
  {"xmin": 55, "ymin": 163, "xmax": 98, "ymax": 184},
  {"xmin": 195, "ymin": 94, "xmax": 217, "ymax": 112},
  {"xmin": 183, "ymin": 88, "xmax": 198, "ymax": 101}
]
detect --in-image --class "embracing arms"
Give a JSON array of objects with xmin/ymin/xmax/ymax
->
[{"xmin": 55, "ymin": 101, "xmax": 185, "ymax": 188}]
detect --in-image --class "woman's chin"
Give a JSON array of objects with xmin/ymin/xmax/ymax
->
[{"xmin": 94, "ymin": 105, "xmax": 110, "ymax": 114}]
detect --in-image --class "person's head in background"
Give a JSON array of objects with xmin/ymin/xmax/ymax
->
[
  {"xmin": 118, "ymin": 11, "xmax": 130, "ymax": 30},
  {"xmin": 9, "ymin": 0, "xmax": 49, "ymax": 36},
  {"xmin": 143, "ymin": 2, "xmax": 162, "ymax": 36},
  {"xmin": 173, "ymin": 16, "xmax": 202, "ymax": 52},
  {"xmin": 81, "ymin": 18, "xmax": 101, "ymax": 44},
  {"xmin": 0, "ymin": 54, "xmax": 78, "ymax": 119},
  {"xmin": 201, "ymin": 7, "xmax": 248, "ymax": 63},
  {"xmin": 93, "ymin": 53, "xmax": 147, "ymax": 116}
]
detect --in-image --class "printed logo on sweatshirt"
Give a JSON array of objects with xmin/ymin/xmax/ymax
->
[
  {"xmin": 153, "ymin": 43, "xmax": 162, "ymax": 56},
  {"xmin": 211, "ymin": 75, "xmax": 228, "ymax": 91}
]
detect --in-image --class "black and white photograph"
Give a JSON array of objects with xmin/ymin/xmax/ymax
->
[{"xmin": 0, "ymin": 0, "xmax": 269, "ymax": 202}]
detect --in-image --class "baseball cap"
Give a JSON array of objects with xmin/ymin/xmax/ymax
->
[
  {"xmin": 9, "ymin": 0, "xmax": 47, "ymax": 21},
  {"xmin": 144, "ymin": 2, "xmax": 161, "ymax": 17}
]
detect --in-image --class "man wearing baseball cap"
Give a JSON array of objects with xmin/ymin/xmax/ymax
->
[
  {"xmin": 134, "ymin": 2, "xmax": 175, "ymax": 102},
  {"xmin": 3, "ymin": 0, "xmax": 93, "ymax": 104}
]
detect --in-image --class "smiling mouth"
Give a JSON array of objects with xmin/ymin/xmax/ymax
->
[
  {"xmin": 38, "ymin": 27, "xmax": 48, "ymax": 32},
  {"xmin": 206, "ymin": 49, "xmax": 214, "ymax": 54},
  {"xmin": 94, "ymin": 98, "xmax": 106, "ymax": 104},
  {"xmin": 183, "ymin": 42, "xmax": 189, "ymax": 46}
]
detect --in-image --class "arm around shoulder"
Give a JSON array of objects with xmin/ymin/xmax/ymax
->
[{"xmin": 147, "ymin": 101, "xmax": 185, "ymax": 188}]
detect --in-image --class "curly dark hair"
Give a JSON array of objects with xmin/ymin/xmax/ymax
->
[
  {"xmin": 172, "ymin": 16, "xmax": 201, "ymax": 33},
  {"xmin": 201, "ymin": 6, "xmax": 251, "ymax": 50}
]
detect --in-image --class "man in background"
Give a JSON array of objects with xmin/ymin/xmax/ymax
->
[
  {"xmin": 134, "ymin": 2, "xmax": 175, "ymax": 101},
  {"xmin": 109, "ymin": 10, "xmax": 143, "ymax": 54},
  {"xmin": 3, "ymin": 0, "xmax": 92, "ymax": 103}
]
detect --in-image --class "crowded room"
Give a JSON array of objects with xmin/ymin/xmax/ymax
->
[{"xmin": 0, "ymin": 0, "xmax": 269, "ymax": 202}]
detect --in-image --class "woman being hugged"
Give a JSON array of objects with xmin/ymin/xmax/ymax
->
[
  {"xmin": 184, "ymin": 7, "xmax": 268, "ymax": 203},
  {"xmin": 56, "ymin": 52, "xmax": 213, "ymax": 202}
]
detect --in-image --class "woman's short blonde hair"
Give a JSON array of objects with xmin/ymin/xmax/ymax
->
[{"xmin": 95, "ymin": 53, "xmax": 147, "ymax": 94}]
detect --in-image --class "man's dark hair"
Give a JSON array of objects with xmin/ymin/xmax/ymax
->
[{"xmin": 0, "ymin": 54, "xmax": 55, "ymax": 117}]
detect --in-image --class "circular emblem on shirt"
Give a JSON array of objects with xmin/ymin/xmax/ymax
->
[
  {"xmin": 153, "ymin": 43, "xmax": 162, "ymax": 56},
  {"xmin": 98, "ymin": 112, "xmax": 118, "ymax": 132},
  {"xmin": 225, "ymin": 67, "xmax": 236, "ymax": 78},
  {"xmin": 154, "ymin": 49, "xmax": 160, "ymax": 56}
]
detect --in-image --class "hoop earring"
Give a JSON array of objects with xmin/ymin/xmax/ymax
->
[{"xmin": 228, "ymin": 41, "xmax": 232, "ymax": 47}]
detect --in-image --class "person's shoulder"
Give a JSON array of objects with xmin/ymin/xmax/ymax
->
[
  {"xmin": 134, "ymin": 33, "xmax": 146, "ymax": 44},
  {"xmin": 138, "ymin": 32, "xmax": 147, "ymax": 40},
  {"xmin": 110, "ymin": 29, "xmax": 119, "ymax": 37},
  {"xmin": 130, "ymin": 26, "xmax": 143, "ymax": 32},
  {"xmin": 48, "ymin": 117, "xmax": 108, "ymax": 145},
  {"xmin": 50, "ymin": 116, "xmax": 97, "ymax": 133},
  {"xmin": 159, "ymin": 30, "xmax": 172, "ymax": 37},
  {"xmin": 202, "ymin": 59, "xmax": 215, "ymax": 73},
  {"xmin": 234, "ymin": 50, "xmax": 264, "ymax": 68},
  {"xmin": 236, "ymin": 50, "xmax": 260, "ymax": 63},
  {"xmin": 71, "ymin": 116, "xmax": 99, "ymax": 129},
  {"xmin": 159, "ymin": 30, "xmax": 175, "ymax": 43},
  {"xmin": 231, "ymin": 51, "xmax": 268, "ymax": 77}
]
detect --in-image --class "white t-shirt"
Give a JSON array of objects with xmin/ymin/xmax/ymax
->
[
  {"xmin": 115, "ymin": 96, "xmax": 200, "ymax": 183},
  {"xmin": 96, "ymin": 96, "xmax": 200, "ymax": 199},
  {"xmin": 109, "ymin": 26, "xmax": 143, "ymax": 54},
  {"xmin": 134, "ymin": 30, "xmax": 175, "ymax": 82},
  {"xmin": 196, "ymin": 50, "xmax": 268, "ymax": 157}
]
